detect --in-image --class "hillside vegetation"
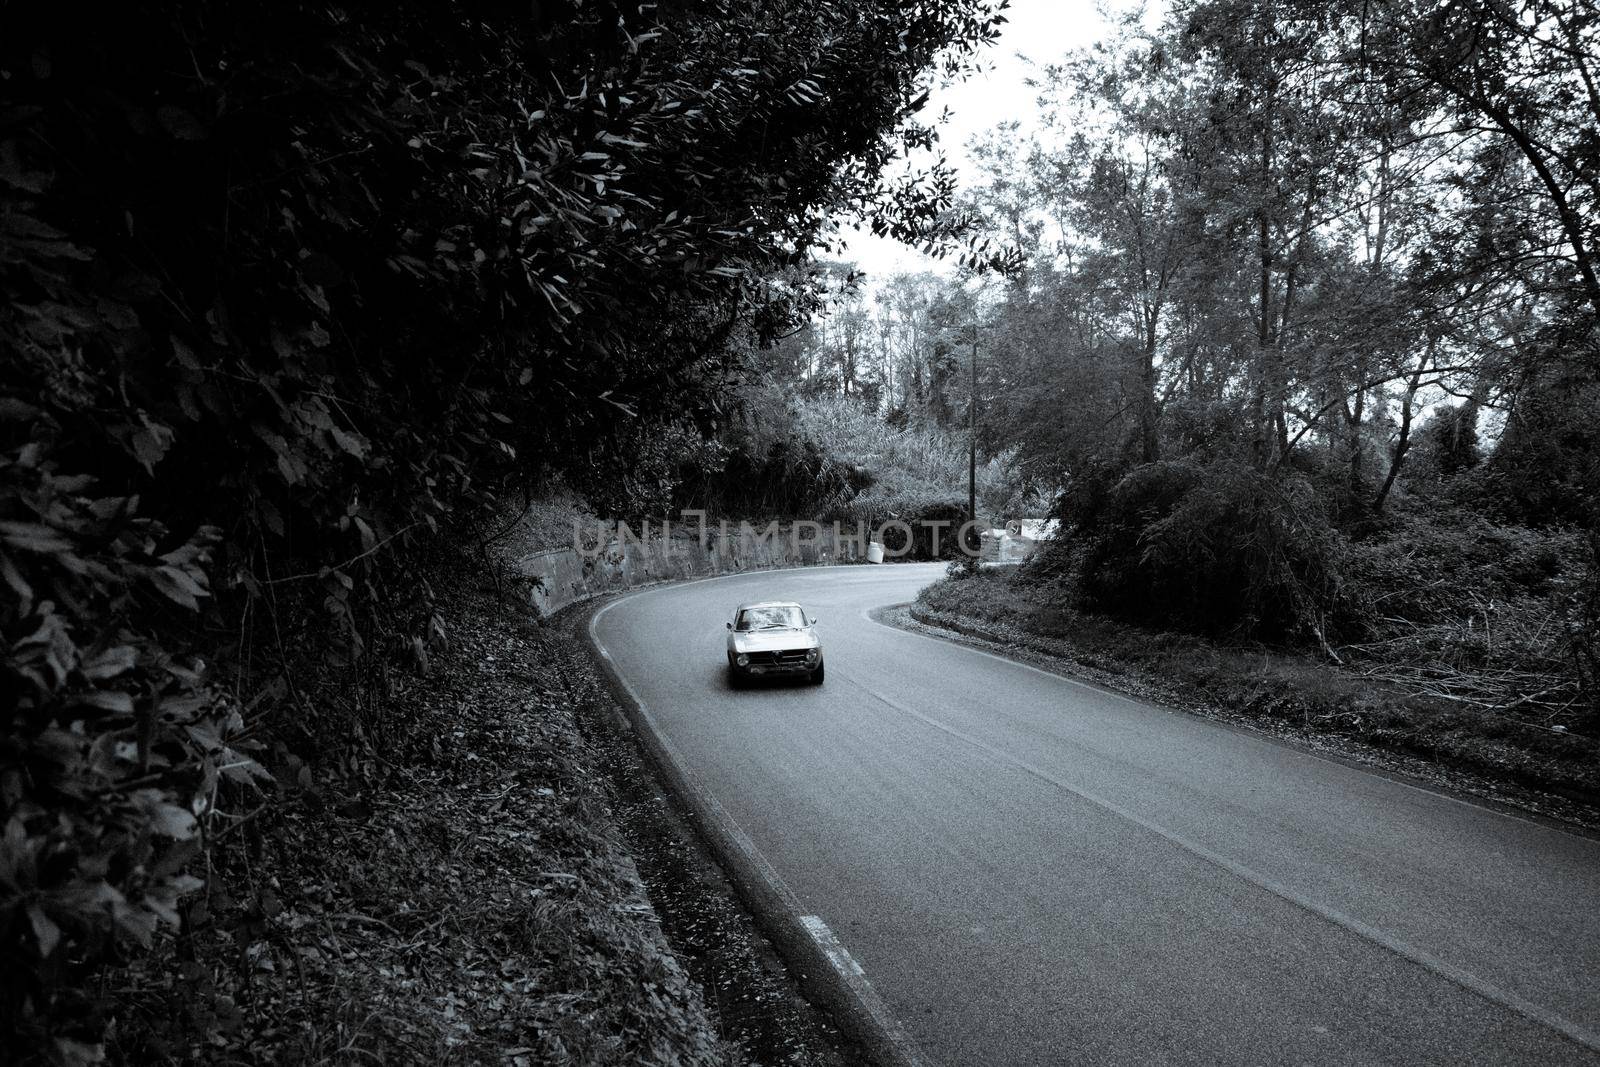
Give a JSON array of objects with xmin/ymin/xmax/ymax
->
[{"xmin": 0, "ymin": 2, "xmax": 1008, "ymax": 1060}]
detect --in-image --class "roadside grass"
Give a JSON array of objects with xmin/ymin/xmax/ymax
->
[
  {"xmin": 915, "ymin": 571, "xmax": 1600, "ymax": 805},
  {"xmin": 107, "ymin": 559, "xmax": 734, "ymax": 1065}
]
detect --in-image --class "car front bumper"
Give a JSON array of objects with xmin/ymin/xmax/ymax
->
[
  {"xmin": 733, "ymin": 648, "xmax": 820, "ymax": 675},
  {"xmin": 740, "ymin": 661, "xmax": 814, "ymax": 676}
]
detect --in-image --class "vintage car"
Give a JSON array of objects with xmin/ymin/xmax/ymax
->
[{"xmin": 725, "ymin": 601, "xmax": 824, "ymax": 686}]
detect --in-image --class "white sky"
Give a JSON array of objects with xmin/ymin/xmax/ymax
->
[{"xmin": 836, "ymin": 1, "xmax": 1153, "ymax": 281}]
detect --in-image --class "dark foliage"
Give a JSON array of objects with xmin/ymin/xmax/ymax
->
[
  {"xmin": 1410, "ymin": 403, "xmax": 1483, "ymax": 479},
  {"xmin": 678, "ymin": 434, "xmax": 861, "ymax": 521},
  {"xmin": 864, "ymin": 497, "xmax": 977, "ymax": 560},
  {"xmin": 0, "ymin": 1, "xmax": 1007, "ymax": 1059},
  {"xmin": 1476, "ymin": 360, "xmax": 1600, "ymax": 527},
  {"xmin": 1340, "ymin": 510, "xmax": 1579, "ymax": 634},
  {"xmin": 1569, "ymin": 532, "xmax": 1600, "ymax": 727},
  {"xmin": 1049, "ymin": 459, "xmax": 1342, "ymax": 642}
]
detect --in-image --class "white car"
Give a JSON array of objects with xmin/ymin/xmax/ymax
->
[{"xmin": 725, "ymin": 601, "xmax": 824, "ymax": 686}]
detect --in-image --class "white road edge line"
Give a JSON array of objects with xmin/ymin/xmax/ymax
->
[
  {"xmin": 849, "ymin": 675, "xmax": 1600, "ymax": 1056},
  {"xmin": 801, "ymin": 915, "xmax": 867, "ymax": 978},
  {"xmin": 870, "ymin": 603, "xmax": 1600, "ymax": 843}
]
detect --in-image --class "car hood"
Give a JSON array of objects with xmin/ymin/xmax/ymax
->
[{"xmin": 729, "ymin": 629, "xmax": 819, "ymax": 652}]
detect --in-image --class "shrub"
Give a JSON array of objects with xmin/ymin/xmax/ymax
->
[
  {"xmin": 1049, "ymin": 458, "xmax": 1343, "ymax": 643},
  {"xmin": 1474, "ymin": 361, "xmax": 1600, "ymax": 526},
  {"xmin": 1339, "ymin": 510, "xmax": 1585, "ymax": 630},
  {"xmin": 841, "ymin": 488, "xmax": 976, "ymax": 559},
  {"xmin": 1338, "ymin": 508, "xmax": 1594, "ymax": 709},
  {"xmin": 1563, "ymin": 532, "xmax": 1600, "ymax": 728},
  {"xmin": 0, "ymin": 456, "xmax": 265, "ymax": 1059},
  {"xmin": 682, "ymin": 391, "xmax": 1018, "ymax": 545}
]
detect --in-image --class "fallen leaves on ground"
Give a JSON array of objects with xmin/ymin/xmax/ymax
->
[{"xmin": 109, "ymin": 568, "xmax": 734, "ymax": 1065}]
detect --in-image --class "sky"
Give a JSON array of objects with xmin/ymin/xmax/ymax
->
[{"xmin": 837, "ymin": 1, "xmax": 1151, "ymax": 280}]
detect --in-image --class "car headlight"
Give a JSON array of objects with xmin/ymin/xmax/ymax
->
[
  {"xmin": 736, "ymin": 654, "xmax": 749, "ymax": 667},
  {"xmin": 805, "ymin": 648, "xmax": 819, "ymax": 664}
]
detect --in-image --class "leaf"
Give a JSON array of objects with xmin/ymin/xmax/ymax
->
[
  {"xmin": 112, "ymin": 899, "xmax": 157, "ymax": 947},
  {"xmin": 0, "ymin": 141, "xmax": 51, "ymax": 193},
  {"xmin": 0, "ymin": 397, "xmax": 41, "ymax": 423},
  {"xmin": 149, "ymin": 565, "xmax": 207, "ymax": 610},
  {"xmin": 143, "ymin": 892, "xmax": 181, "ymax": 928},
  {"xmin": 329, "ymin": 425, "xmax": 367, "ymax": 459},
  {"xmin": 299, "ymin": 251, "xmax": 344, "ymax": 287},
  {"xmin": 81, "ymin": 645, "xmax": 137, "ymax": 681},
  {"xmin": 27, "ymin": 904, "xmax": 60, "ymax": 957},
  {"xmin": 130, "ymin": 419, "xmax": 174, "ymax": 473},
  {"xmin": 0, "ymin": 521, "xmax": 71, "ymax": 554},
  {"xmin": 0, "ymin": 551, "xmax": 34, "ymax": 611},
  {"xmin": 170, "ymin": 335, "xmax": 201, "ymax": 369},
  {"xmin": 146, "ymin": 801, "xmax": 197, "ymax": 840},
  {"xmin": 218, "ymin": 749, "xmax": 272, "ymax": 786},
  {"xmin": 52, "ymin": 1037, "xmax": 105, "ymax": 1066},
  {"xmin": 75, "ymin": 690, "xmax": 134, "ymax": 714}
]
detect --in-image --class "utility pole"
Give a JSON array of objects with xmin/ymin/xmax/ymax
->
[{"xmin": 968, "ymin": 322, "xmax": 978, "ymax": 532}]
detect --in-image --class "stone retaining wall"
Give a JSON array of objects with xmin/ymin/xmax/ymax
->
[{"xmin": 519, "ymin": 519, "xmax": 872, "ymax": 616}]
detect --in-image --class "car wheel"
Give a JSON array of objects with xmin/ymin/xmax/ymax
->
[
  {"xmin": 729, "ymin": 666, "xmax": 746, "ymax": 689},
  {"xmin": 809, "ymin": 662, "xmax": 824, "ymax": 685}
]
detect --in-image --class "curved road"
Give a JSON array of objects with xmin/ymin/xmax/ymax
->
[{"xmin": 592, "ymin": 564, "xmax": 1600, "ymax": 1066}]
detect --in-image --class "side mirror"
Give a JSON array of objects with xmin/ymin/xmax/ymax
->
[
  {"xmin": 726, "ymin": 621, "xmax": 733, "ymax": 630},
  {"xmin": 809, "ymin": 615, "xmax": 820, "ymax": 625}
]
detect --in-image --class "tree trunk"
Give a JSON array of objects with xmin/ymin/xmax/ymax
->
[
  {"xmin": 1374, "ymin": 347, "xmax": 1433, "ymax": 510},
  {"xmin": 1345, "ymin": 382, "xmax": 1367, "ymax": 498},
  {"xmin": 1139, "ymin": 316, "xmax": 1160, "ymax": 463}
]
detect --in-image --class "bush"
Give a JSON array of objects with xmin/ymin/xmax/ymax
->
[
  {"xmin": 791, "ymin": 395, "xmax": 1012, "ymax": 512},
  {"xmin": 1338, "ymin": 508, "xmax": 1593, "ymax": 709},
  {"xmin": 683, "ymin": 428, "xmax": 860, "ymax": 519},
  {"xmin": 1473, "ymin": 361, "xmax": 1600, "ymax": 526},
  {"xmin": 1048, "ymin": 458, "xmax": 1343, "ymax": 643},
  {"xmin": 1564, "ymin": 532, "xmax": 1600, "ymax": 728},
  {"xmin": 916, "ymin": 570, "xmax": 1600, "ymax": 787},
  {"xmin": 1340, "ymin": 510, "xmax": 1584, "ymax": 629},
  {"xmin": 840, "ymin": 488, "xmax": 976, "ymax": 559},
  {"xmin": 0, "ymin": 460, "xmax": 265, "ymax": 1060}
]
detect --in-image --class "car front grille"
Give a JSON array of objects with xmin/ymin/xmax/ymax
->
[{"xmin": 746, "ymin": 648, "xmax": 810, "ymax": 665}]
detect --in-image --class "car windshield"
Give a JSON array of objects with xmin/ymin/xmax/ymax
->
[{"xmin": 736, "ymin": 606, "xmax": 805, "ymax": 631}]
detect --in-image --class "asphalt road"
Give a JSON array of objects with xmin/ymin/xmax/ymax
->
[{"xmin": 591, "ymin": 564, "xmax": 1600, "ymax": 1066}]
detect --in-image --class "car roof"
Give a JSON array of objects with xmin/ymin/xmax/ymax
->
[{"xmin": 735, "ymin": 601, "xmax": 802, "ymax": 611}]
